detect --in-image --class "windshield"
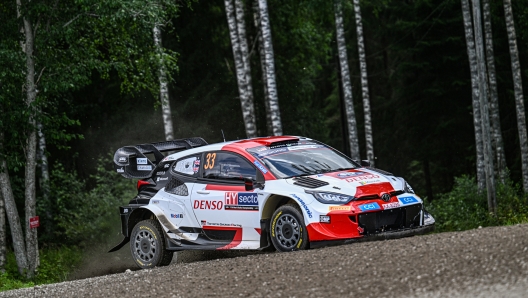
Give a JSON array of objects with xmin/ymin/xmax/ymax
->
[{"xmin": 247, "ymin": 140, "xmax": 359, "ymax": 178}]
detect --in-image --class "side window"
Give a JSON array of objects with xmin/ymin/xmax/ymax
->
[
  {"xmin": 202, "ymin": 152, "xmax": 256, "ymax": 181},
  {"xmin": 172, "ymin": 154, "xmax": 201, "ymax": 177}
]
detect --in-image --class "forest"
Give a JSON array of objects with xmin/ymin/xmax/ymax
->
[{"xmin": 1, "ymin": 0, "xmax": 528, "ymax": 289}]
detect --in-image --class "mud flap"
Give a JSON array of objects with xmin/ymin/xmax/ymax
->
[
  {"xmin": 259, "ymin": 219, "xmax": 271, "ymax": 250},
  {"xmin": 108, "ymin": 237, "xmax": 130, "ymax": 253}
]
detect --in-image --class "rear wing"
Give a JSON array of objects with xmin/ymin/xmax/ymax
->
[{"xmin": 113, "ymin": 137, "xmax": 208, "ymax": 179}]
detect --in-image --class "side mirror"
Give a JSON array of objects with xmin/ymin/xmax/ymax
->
[
  {"xmin": 360, "ymin": 160, "xmax": 371, "ymax": 167},
  {"xmin": 244, "ymin": 171, "xmax": 266, "ymax": 191},
  {"xmin": 244, "ymin": 179, "xmax": 254, "ymax": 191}
]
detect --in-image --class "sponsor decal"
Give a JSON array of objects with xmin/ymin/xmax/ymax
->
[
  {"xmin": 345, "ymin": 174, "xmax": 380, "ymax": 183},
  {"xmin": 320, "ymin": 215, "xmax": 330, "ymax": 223},
  {"xmin": 288, "ymin": 145, "xmax": 322, "ymax": 151},
  {"xmin": 359, "ymin": 202, "xmax": 381, "ymax": 212},
  {"xmin": 224, "ymin": 192, "xmax": 259, "ymax": 211},
  {"xmin": 156, "ymin": 177, "xmax": 168, "ymax": 182},
  {"xmin": 137, "ymin": 158, "xmax": 148, "ymax": 165},
  {"xmin": 164, "ymin": 164, "xmax": 170, "ymax": 168},
  {"xmin": 137, "ymin": 165, "xmax": 152, "ymax": 171},
  {"xmin": 291, "ymin": 194, "xmax": 313, "ymax": 218},
  {"xmin": 399, "ymin": 196, "xmax": 419, "ymax": 205},
  {"xmin": 337, "ymin": 171, "xmax": 367, "ymax": 178},
  {"xmin": 171, "ymin": 214, "xmax": 184, "ymax": 219},
  {"xmin": 152, "ymin": 200, "xmax": 159, "ymax": 204},
  {"xmin": 271, "ymin": 211, "xmax": 282, "ymax": 237},
  {"xmin": 328, "ymin": 205, "xmax": 352, "ymax": 212},
  {"xmin": 193, "ymin": 200, "xmax": 223, "ymax": 210},
  {"xmin": 156, "ymin": 171, "xmax": 166, "ymax": 176},
  {"xmin": 116, "ymin": 168, "xmax": 125, "ymax": 173},
  {"xmin": 201, "ymin": 221, "xmax": 241, "ymax": 227},
  {"xmin": 256, "ymin": 147, "xmax": 289, "ymax": 158},
  {"xmin": 123, "ymin": 208, "xmax": 129, "ymax": 213},
  {"xmin": 357, "ymin": 226, "xmax": 364, "ymax": 234},
  {"xmin": 118, "ymin": 156, "xmax": 127, "ymax": 163},
  {"xmin": 253, "ymin": 160, "xmax": 268, "ymax": 174},
  {"xmin": 358, "ymin": 179, "xmax": 382, "ymax": 185},
  {"xmin": 382, "ymin": 202, "xmax": 401, "ymax": 209}
]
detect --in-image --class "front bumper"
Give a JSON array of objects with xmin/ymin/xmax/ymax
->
[{"xmin": 310, "ymin": 223, "xmax": 435, "ymax": 249}]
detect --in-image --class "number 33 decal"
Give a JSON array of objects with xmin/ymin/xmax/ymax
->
[{"xmin": 204, "ymin": 153, "xmax": 216, "ymax": 170}]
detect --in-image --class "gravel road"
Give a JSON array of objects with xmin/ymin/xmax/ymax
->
[{"xmin": 2, "ymin": 224, "xmax": 527, "ymax": 297}]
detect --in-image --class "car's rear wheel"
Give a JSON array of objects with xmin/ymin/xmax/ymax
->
[
  {"xmin": 270, "ymin": 204, "xmax": 308, "ymax": 252},
  {"xmin": 130, "ymin": 219, "xmax": 173, "ymax": 269}
]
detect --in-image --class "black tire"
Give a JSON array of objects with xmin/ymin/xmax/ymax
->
[
  {"xmin": 130, "ymin": 219, "xmax": 173, "ymax": 269},
  {"xmin": 270, "ymin": 204, "xmax": 308, "ymax": 252}
]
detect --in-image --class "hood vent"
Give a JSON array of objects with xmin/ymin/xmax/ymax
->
[{"xmin": 293, "ymin": 177, "xmax": 329, "ymax": 189}]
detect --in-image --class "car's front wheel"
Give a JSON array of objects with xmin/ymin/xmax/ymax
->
[
  {"xmin": 270, "ymin": 204, "xmax": 308, "ymax": 252},
  {"xmin": 130, "ymin": 219, "xmax": 173, "ymax": 269}
]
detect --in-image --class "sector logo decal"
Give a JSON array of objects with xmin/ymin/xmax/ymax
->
[
  {"xmin": 224, "ymin": 192, "xmax": 259, "ymax": 211},
  {"xmin": 358, "ymin": 202, "xmax": 381, "ymax": 212}
]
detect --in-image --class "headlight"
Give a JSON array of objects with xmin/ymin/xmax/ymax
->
[{"xmin": 305, "ymin": 190, "xmax": 354, "ymax": 204}]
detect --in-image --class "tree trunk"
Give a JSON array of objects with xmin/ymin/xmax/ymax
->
[
  {"xmin": 225, "ymin": 0, "xmax": 258, "ymax": 138},
  {"xmin": 0, "ymin": 129, "xmax": 28, "ymax": 275},
  {"xmin": 37, "ymin": 122, "xmax": 51, "ymax": 240},
  {"xmin": 503, "ymin": 0, "xmax": 528, "ymax": 193},
  {"xmin": 252, "ymin": 0, "xmax": 272, "ymax": 135},
  {"xmin": 17, "ymin": 0, "xmax": 39, "ymax": 278},
  {"xmin": 0, "ymin": 189, "xmax": 5, "ymax": 272},
  {"xmin": 153, "ymin": 25, "xmax": 174, "ymax": 141},
  {"xmin": 472, "ymin": 0, "xmax": 496, "ymax": 214},
  {"xmin": 352, "ymin": 0, "xmax": 374, "ymax": 166},
  {"xmin": 258, "ymin": 0, "xmax": 282, "ymax": 136},
  {"xmin": 482, "ymin": 0, "xmax": 506, "ymax": 182},
  {"xmin": 334, "ymin": 0, "xmax": 360, "ymax": 161},
  {"xmin": 461, "ymin": 0, "xmax": 485, "ymax": 191}
]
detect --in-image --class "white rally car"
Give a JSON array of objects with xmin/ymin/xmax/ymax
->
[{"xmin": 109, "ymin": 136, "xmax": 435, "ymax": 269}]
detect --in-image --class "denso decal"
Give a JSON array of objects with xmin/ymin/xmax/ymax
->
[
  {"xmin": 382, "ymin": 202, "xmax": 401, "ymax": 209},
  {"xmin": 137, "ymin": 158, "xmax": 148, "ymax": 165},
  {"xmin": 137, "ymin": 165, "xmax": 152, "ymax": 171},
  {"xmin": 398, "ymin": 196, "xmax": 419, "ymax": 205},
  {"xmin": 224, "ymin": 192, "xmax": 259, "ymax": 210},
  {"xmin": 291, "ymin": 194, "xmax": 313, "ymax": 218},
  {"xmin": 253, "ymin": 160, "xmax": 268, "ymax": 174},
  {"xmin": 345, "ymin": 174, "xmax": 380, "ymax": 182},
  {"xmin": 171, "ymin": 214, "xmax": 183, "ymax": 218},
  {"xmin": 359, "ymin": 202, "xmax": 381, "ymax": 212},
  {"xmin": 193, "ymin": 200, "xmax": 224, "ymax": 210}
]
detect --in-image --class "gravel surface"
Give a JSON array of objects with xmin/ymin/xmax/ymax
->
[{"xmin": 2, "ymin": 224, "xmax": 527, "ymax": 297}]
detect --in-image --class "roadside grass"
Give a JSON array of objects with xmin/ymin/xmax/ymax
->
[
  {"xmin": 426, "ymin": 175, "xmax": 528, "ymax": 232},
  {"xmin": 0, "ymin": 246, "xmax": 82, "ymax": 292}
]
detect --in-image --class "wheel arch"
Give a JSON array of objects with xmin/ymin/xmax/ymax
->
[
  {"xmin": 261, "ymin": 194, "xmax": 299, "ymax": 220},
  {"xmin": 126, "ymin": 207, "xmax": 156, "ymax": 237}
]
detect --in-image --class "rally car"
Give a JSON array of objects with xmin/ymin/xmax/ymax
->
[{"xmin": 109, "ymin": 136, "xmax": 435, "ymax": 269}]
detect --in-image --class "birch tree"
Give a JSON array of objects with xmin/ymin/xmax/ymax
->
[
  {"xmin": 258, "ymin": 0, "xmax": 283, "ymax": 136},
  {"xmin": 224, "ymin": 0, "xmax": 257, "ymax": 138},
  {"xmin": 502, "ymin": 0, "xmax": 528, "ymax": 193},
  {"xmin": 252, "ymin": 0, "xmax": 273, "ymax": 135},
  {"xmin": 334, "ymin": 0, "xmax": 360, "ymax": 161},
  {"xmin": 0, "ymin": 191, "xmax": 4, "ymax": 272},
  {"xmin": 153, "ymin": 25, "xmax": 175, "ymax": 141},
  {"xmin": 461, "ymin": 0, "xmax": 485, "ymax": 191},
  {"xmin": 482, "ymin": 0, "xmax": 506, "ymax": 181},
  {"xmin": 472, "ymin": 0, "xmax": 496, "ymax": 214},
  {"xmin": 352, "ymin": 0, "xmax": 374, "ymax": 166}
]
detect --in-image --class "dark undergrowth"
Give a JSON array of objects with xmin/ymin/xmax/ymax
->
[{"xmin": 426, "ymin": 174, "xmax": 528, "ymax": 232}]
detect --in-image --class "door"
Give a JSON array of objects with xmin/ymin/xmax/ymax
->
[{"xmin": 191, "ymin": 151, "xmax": 261, "ymax": 244}]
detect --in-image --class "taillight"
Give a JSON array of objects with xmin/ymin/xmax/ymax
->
[{"xmin": 137, "ymin": 180, "xmax": 151, "ymax": 190}]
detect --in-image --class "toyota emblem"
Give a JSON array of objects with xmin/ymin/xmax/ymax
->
[{"xmin": 381, "ymin": 193, "xmax": 391, "ymax": 202}]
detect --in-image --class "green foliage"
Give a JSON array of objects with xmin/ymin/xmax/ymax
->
[
  {"xmin": 426, "ymin": 175, "xmax": 528, "ymax": 232},
  {"xmin": 37, "ymin": 154, "xmax": 136, "ymax": 246},
  {"xmin": 0, "ymin": 246, "xmax": 82, "ymax": 291}
]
